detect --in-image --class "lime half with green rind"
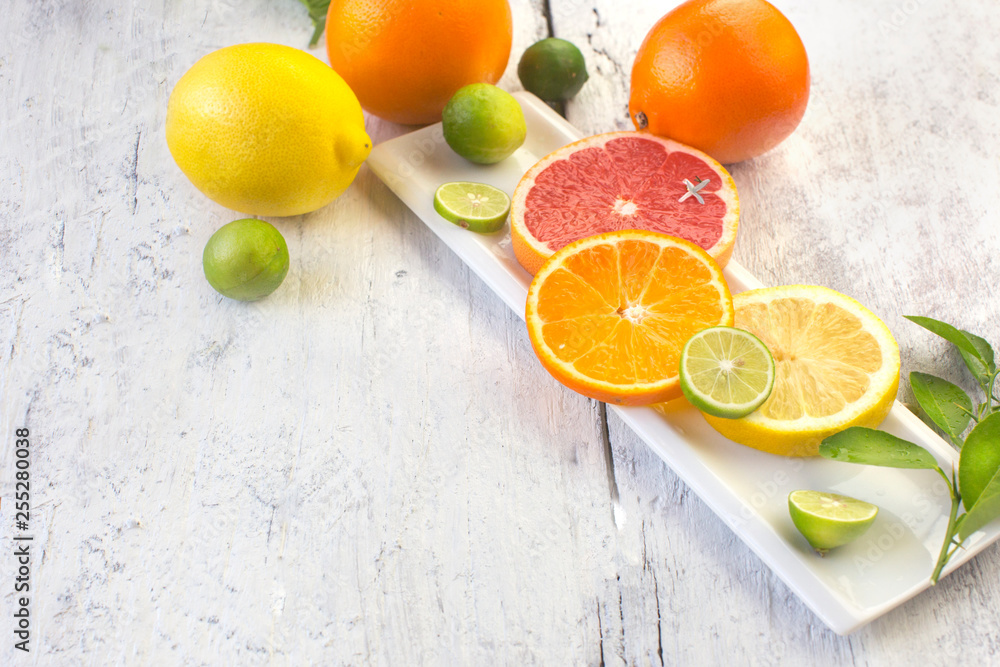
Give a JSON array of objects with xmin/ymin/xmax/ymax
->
[
  {"xmin": 788, "ymin": 490, "xmax": 879, "ymax": 554},
  {"xmin": 680, "ymin": 326, "xmax": 775, "ymax": 419},
  {"xmin": 433, "ymin": 182, "xmax": 511, "ymax": 233}
]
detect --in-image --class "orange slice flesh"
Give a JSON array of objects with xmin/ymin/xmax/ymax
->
[{"xmin": 525, "ymin": 230, "xmax": 734, "ymax": 405}]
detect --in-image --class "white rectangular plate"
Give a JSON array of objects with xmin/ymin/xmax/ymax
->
[{"xmin": 367, "ymin": 92, "xmax": 1000, "ymax": 635}]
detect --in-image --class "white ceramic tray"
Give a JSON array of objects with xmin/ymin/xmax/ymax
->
[{"xmin": 366, "ymin": 92, "xmax": 1000, "ymax": 635}]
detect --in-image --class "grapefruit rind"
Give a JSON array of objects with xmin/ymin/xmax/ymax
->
[
  {"xmin": 511, "ymin": 131, "xmax": 739, "ymax": 277},
  {"xmin": 525, "ymin": 230, "xmax": 735, "ymax": 406}
]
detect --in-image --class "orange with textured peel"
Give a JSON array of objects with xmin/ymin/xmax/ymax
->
[
  {"xmin": 525, "ymin": 230, "xmax": 734, "ymax": 405},
  {"xmin": 325, "ymin": 0, "xmax": 512, "ymax": 125},
  {"xmin": 629, "ymin": 0, "xmax": 810, "ymax": 163}
]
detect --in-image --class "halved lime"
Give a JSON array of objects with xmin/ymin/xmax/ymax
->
[
  {"xmin": 679, "ymin": 326, "xmax": 775, "ymax": 419},
  {"xmin": 788, "ymin": 490, "xmax": 879, "ymax": 554},
  {"xmin": 433, "ymin": 182, "xmax": 511, "ymax": 233}
]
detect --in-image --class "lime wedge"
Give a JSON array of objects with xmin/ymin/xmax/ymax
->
[
  {"xmin": 788, "ymin": 490, "xmax": 879, "ymax": 554},
  {"xmin": 433, "ymin": 182, "xmax": 511, "ymax": 233},
  {"xmin": 679, "ymin": 326, "xmax": 775, "ymax": 419}
]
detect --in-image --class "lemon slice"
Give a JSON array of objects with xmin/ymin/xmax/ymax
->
[
  {"xmin": 700, "ymin": 285, "xmax": 900, "ymax": 456},
  {"xmin": 788, "ymin": 490, "xmax": 879, "ymax": 554},
  {"xmin": 679, "ymin": 326, "xmax": 775, "ymax": 418},
  {"xmin": 433, "ymin": 182, "xmax": 511, "ymax": 233}
]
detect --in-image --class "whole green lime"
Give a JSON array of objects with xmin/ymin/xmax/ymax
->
[
  {"xmin": 442, "ymin": 84, "xmax": 526, "ymax": 165},
  {"xmin": 518, "ymin": 38, "xmax": 589, "ymax": 101},
  {"xmin": 203, "ymin": 218, "xmax": 289, "ymax": 301}
]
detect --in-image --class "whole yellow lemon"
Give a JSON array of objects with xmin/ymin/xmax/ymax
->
[{"xmin": 166, "ymin": 43, "xmax": 371, "ymax": 217}]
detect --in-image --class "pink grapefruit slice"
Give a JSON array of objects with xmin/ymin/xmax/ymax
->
[{"xmin": 511, "ymin": 131, "xmax": 739, "ymax": 276}]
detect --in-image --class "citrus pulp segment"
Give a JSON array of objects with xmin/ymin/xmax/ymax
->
[
  {"xmin": 679, "ymin": 326, "xmax": 775, "ymax": 419},
  {"xmin": 788, "ymin": 490, "xmax": 878, "ymax": 553},
  {"xmin": 701, "ymin": 285, "xmax": 901, "ymax": 457},
  {"xmin": 510, "ymin": 132, "xmax": 739, "ymax": 276},
  {"xmin": 525, "ymin": 230, "xmax": 734, "ymax": 406},
  {"xmin": 433, "ymin": 182, "xmax": 511, "ymax": 233}
]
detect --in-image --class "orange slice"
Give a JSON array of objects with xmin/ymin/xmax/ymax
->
[{"xmin": 525, "ymin": 230, "xmax": 734, "ymax": 405}]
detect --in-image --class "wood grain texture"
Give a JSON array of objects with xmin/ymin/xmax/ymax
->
[
  {"xmin": 555, "ymin": 1, "xmax": 1000, "ymax": 664},
  {"xmin": 0, "ymin": 0, "xmax": 998, "ymax": 664}
]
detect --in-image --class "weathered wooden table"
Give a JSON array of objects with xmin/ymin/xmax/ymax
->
[{"xmin": 3, "ymin": 0, "xmax": 998, "ymax": 663}]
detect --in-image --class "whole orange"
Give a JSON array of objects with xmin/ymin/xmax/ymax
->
[
  {"xmin": 325, "ymin": 0, "xmax": 513, "ymax": 125},
  {"xmin": 629, "ymin": 0, "xmax": 809, "ymax": 164}
]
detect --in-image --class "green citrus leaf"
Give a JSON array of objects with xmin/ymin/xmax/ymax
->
[
  {"xmin": 297, "ymin": 0, "xmax": 330, "ymax": 46},
  {"xmin": 958, "ymin": 330, "xmax": 996, "ymax": 380},
  {"xmin": 910, "ymin": 372, "xmax": 972, "ymax": 444},
  {"xmin": 958, "ymin": 412, "xmax": 1000, "ymax": 509},
  {"xmin": 958, "ymin": 466, "xmax": 1000, "ymax": 541},
  {"xmin": 905, "ymin": 315, "xmax": 993, "ymax": 380},
  {"xmin": 820, "ymin": 427, "xmax": 940, "ymax": 469}
]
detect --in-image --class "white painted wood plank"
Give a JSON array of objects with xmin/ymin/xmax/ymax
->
[
  {"xmin": 552, "ymin": 0, "xmax": 1000, "ymax": 663},
  {"xmin": 0, "ymin": 0, "xmax": 998, "ymax": 664},
  {"xmin": 2, "ymin": 1, "xmax": 612, "ymax": 664}
]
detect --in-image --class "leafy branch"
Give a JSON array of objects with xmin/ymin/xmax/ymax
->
[
  {"xmin": 905, "ymin": 315, "xmax": 999, "ymax": 431},
  {"xmin": 819, "ymin": 316, "xmax": 1000, "ymax": 585},
  {"xmin": 297, "ymin": 0, "xmax": 331, "ymax": 47}
]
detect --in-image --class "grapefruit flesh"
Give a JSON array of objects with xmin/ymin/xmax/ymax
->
[{"xmin": 511, "ymin": 132, "xmax": 739, "ymax": 276}]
